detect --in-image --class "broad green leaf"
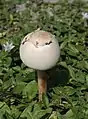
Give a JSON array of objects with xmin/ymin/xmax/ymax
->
[
  {"xmin": 20, "ymin": 104, "xmax": 33, "ymax": 119},
  {"xmin": 64, "ymin": 86, "xmax": 76, "ymax": 96},
  {"xmin": 58, "ymin": 61, "xmax": 68, "ymax": 69},
  {"xmin": 68, "ymin": 65, "xmax": 75, "ymax": 80},
  {"xmin": 2, "ymin": 78, "xmax": 15, "ymax": 90},
  {"xmin": 60, "ymin": 40, "xmax": 68, "ymax": 49},
  {"xmin": 0, "ymin": 79, "xmax": 3, "ymax": 85},
  {"xmin": 0, "ymin": 102, "xmax": 11, "ymax": 118},
  {"xmin": 42, "ymin": 93, "xmax": 49, "ymax": 107},
  {"xmin": 86, "ymin": 75, "xmax": 88, "ymax": 85},
  {"xmin": 10, "ymin": 106, "xmax": 21, "ymax": 119},
  {"xmin": 76, "ymin": 61, "xmax": 88, "ymax": 70},
  {"xmin": 63, "ymin": 109, "xmax": 74, "ymax": 119},
  {"xmin": 33, "ymin": 106, "xmax": 52, "ymax": 119},
  {"xmin": 22, "ymin": 80, "xmax": 38, "ymax": 100},
  {"xmin": 49, "ymin": 111, "xmax": 62, "ymax": 119},
  {"xmin": 13, "ymin": 82, "xmax": 27, "ymax": 94},
  {"xmin": 76, "ymin": 70, "xmax": 85, "ymax": 83},
  {"xmin": 68, "ymin": 44, "xmax": 79, "ymax": 54},
  {"xmin": 12, "ymin": 66, "xmax": 21, "ymax": 72},
  {"xmin": 67, "ymin": 50, "xmax": 78, "ymax": 57},
  {"xmin": 84, "ymin": 61, "xmax": 88, "ymax": 70},
  {"xmin": 0, "ymin": 102, "xmax": 5, "ymax": 108}
]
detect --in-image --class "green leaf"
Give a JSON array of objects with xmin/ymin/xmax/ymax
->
[
  {"xmin": 84, "ymin": 61, "xmax": 88, "ymax": 70},
  {"xmin": 0, "ymin": 102, "xmax": 11, "ymax": 118},
  {"xmin": 10, "ymin": 106, "xmax": 21, "ymax": 119},
  {"xmin": 58, "ymin": 61, "xmax": 68, "ymax": 69},
  {"xmin": 68, "ymin": 65, "xmax": 75, "ymax": 80},
  {"xmin": 76, "ymin": 61, "xmax": 88, "ymax": 70},
  {"xmin": 49, "ymin": 111, "xmax": 62, "ymax": 119},
  {"xmin": 2, "ymin": 78, "xmax": 15, "ymax": 90},
  {"xmin": 13, "ymin": 82, "xmax": 27, "ymax": 94},
  {"xmin": 0, "ymin": 102, "xmax": 5, "ymax": 108},
  {"xmin": 33, "ymin": 104, "xmax": 52, "ymax": 119},
  {"xmin": 86, "ymin": 75, "xmax": 88, "ymax": 85},
  {"xmin": 42, "ymin": 93, "xmax": 49, "ymax": 107},
  {"xmin": 20, "ymin": 104, "xmax": 34, "ymax": 119},
  {"xmin": 60, "ymin": 40, "xmax": 68, "ymax": 49},
  {"xmin": 68, "ymin": 44, "xmax": 79, "ymax": 54},
  {"xmin": 76, "ymin": 70, "xmax": 85, "ymax": 83},
  {"xmin": 0, "ymin": 79, "xmax": 3, "ymax": 85},
  {"xmin": 63, "ymin": 109, "xmax": 74, "ymax": 119},
  {"xmin": 22, "ymin": 80, "xmax": 38, "ymax": 101}
]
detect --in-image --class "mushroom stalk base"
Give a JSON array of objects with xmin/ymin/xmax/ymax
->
[{"xmin": 37, "ymin": 71, "xmax": 48, "ymax": 101}]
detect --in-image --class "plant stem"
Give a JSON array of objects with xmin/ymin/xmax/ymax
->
[{"xmin": 37, "ymin": 70, "xmax": 48, "ymax": 101}]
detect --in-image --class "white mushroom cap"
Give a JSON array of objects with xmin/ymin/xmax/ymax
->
[{"xmin": 20, "ymin": 29, "xmax": 60, "ymax": 70}]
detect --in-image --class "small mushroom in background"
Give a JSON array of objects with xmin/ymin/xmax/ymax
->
[{"xmin": 19, "ymin": 28, "xmax": 60, "ymax": 101}]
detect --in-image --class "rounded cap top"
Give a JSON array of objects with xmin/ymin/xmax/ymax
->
[{"xmin": 20, "ymin": 29, "xmax": 60, "ymax": 70}]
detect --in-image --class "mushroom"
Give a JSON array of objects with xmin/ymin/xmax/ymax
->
[{"xmin": 20, "ymin": 28, "xmax": 60, "ymax": 101}]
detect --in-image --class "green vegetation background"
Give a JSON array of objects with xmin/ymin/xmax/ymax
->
[{"xmin": 0, "ymin": 0, "xmax": 88, "ymax": 119}]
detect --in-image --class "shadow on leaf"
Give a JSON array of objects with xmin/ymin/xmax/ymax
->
[{"xmin": 47, "ymin": 66, "xmax": 70, "ymax": 90}]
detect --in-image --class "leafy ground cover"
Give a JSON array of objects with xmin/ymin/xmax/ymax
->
[{"xmin": 0, "ymin": 0, "xmax": 88, "ymax": 118}]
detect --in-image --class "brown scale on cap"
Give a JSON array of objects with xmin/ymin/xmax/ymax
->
[
  {"xmin": 30, "ymin": 30, "xmax": 53, "ymax": 47},
  {"xmin": 22, "ymin": 28, "xmax": 53, "ymax": 47}
]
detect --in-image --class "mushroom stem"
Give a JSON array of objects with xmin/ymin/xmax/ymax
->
[{"xmin": 37, "ymin": 70, "xmax": 48, "ymax": 101}]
